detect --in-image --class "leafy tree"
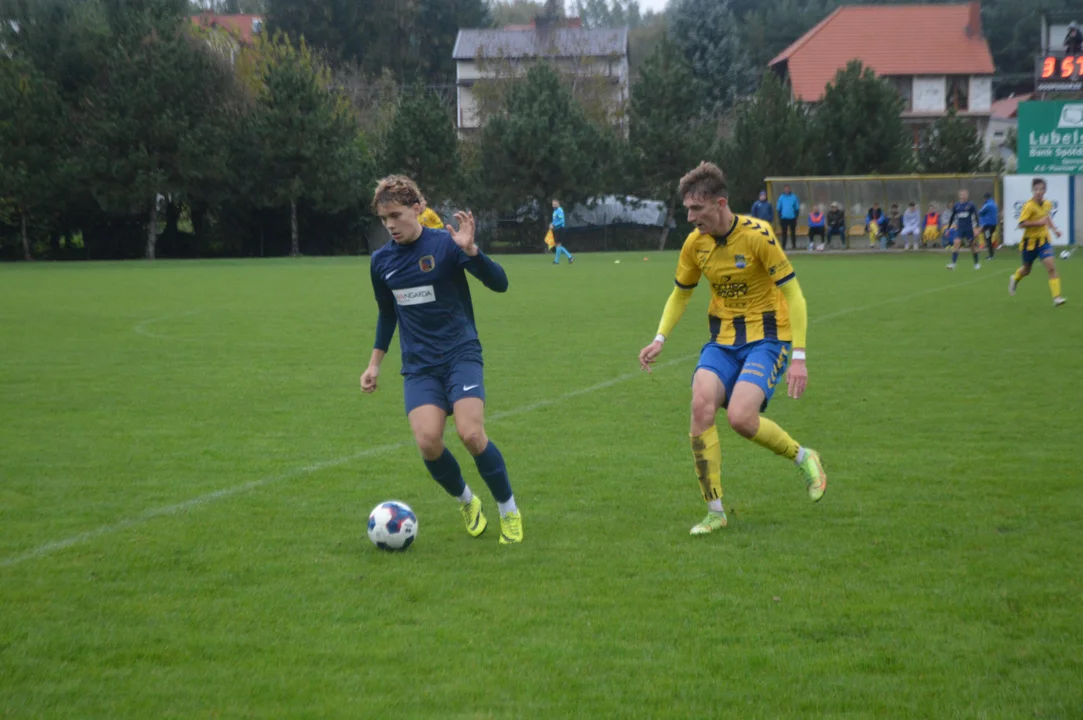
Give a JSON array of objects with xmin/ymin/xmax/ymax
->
[
  {"xmin": 668, "ymin": 0, "xmax": 755, "ymax": 114},
  {"xmin": 84, "ymin": 6, "xmax": 237, "ymax": 259},
  {"xmin": 246, "ymin": 34, "xmax": 370, "ymax": 256},
  {"xmin": 0, "ymin": 0, "xmax": 113, "ymax": 106},
  {"xmin": 479, "ymin": 63, "xmax": 607, "ymax": 227},
  {"xmin": 575, "ymin": 0, "xmax": 647, "ymax": 29},
  {"xmin": 380, "ymin": 91, "xmax": 461, "ymax": 203},
  {"xmin": 0, "ymin": 59, "xmax": 70, "ymax": 260},
  {"xmin": 724, "ymin": 71, "xmax": 814, "ymax": 216},
  {"xmin": 627, "ymin": 34, "xmax": 710, "ymax": 249},
  {"xmin": 918, "ymin": 108, "xmax": 990, "ymax": 173},
  {"xmin": 740, "ymin": 0, "xmax": 836, "ymax": 71},
  {"xmin": 812, "ymin": 60, "xmax": 913, "ymax": 175},
  {"xmin": 265, "ymin": 0, "xmax": 488, "ymax": 80},
  {"xmin": 490, "ymin": 0, "xmax": 548, "ymax": 27},
  {"xmin": 412, "ymin": 0, "xmax": 491, "ymax": 80}
]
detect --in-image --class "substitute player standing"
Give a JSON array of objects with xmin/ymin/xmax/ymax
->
[
  {"xmin": 1010, "ymin": 177, "xmax": 1067, "ymax": 307},
  {"xmin": 946, "ymin": 189, "xmax": 981, "ymax": 270},
  {"xmin": 638, "ymin": 162, "xmax": 827, "ymax": 536},
  {"xmin": 361, "ymin": 175, "xmax": 524, "ymax": 543}
]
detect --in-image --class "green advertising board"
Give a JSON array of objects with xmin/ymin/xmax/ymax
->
[{"xmin": 1018, "ymin": 100, "xmax": 1083, "ymax": 174}]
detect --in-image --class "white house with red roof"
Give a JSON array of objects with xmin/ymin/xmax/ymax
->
[{"xmin": 769, "ymin": 1, "xmax": 995, "ymax": 149}]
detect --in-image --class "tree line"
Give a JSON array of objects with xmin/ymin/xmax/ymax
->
[{"xmin": 1, "ymin": 0, "xmax": 1010, "ymax": 260}]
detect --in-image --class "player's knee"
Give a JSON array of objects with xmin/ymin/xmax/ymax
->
[
  {"xmin": 457, "ymin": 425, "xmax": 488, "ymax": 455},
  {"xmin": 726, "ymin": 405, "xmax": 759, "ymax": 438},
  {"xmin": 414, "ymin": 429, "xmax": 445, "ymax": 460},
  {"xmin": 690, "ymin": 393, "xmax": 718, "ymax": 430}
]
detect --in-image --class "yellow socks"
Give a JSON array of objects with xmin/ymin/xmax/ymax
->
[
  {"xmin": 1013, "ymin": 268, "xmax": 1025, "ymax": 283},
  {"xmin": 1050, "ymin": 277, "xmax": 1061, "ymax": 299},
  {"xmin": 750, "ymin": 417, "xmax": 801, "ymax": 460},
  {"xmin": 690, "ymin": 426, "xmax": 722, "ymax": 502}
]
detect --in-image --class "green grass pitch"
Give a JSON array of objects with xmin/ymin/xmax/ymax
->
[{"xmin": 1, "ymin": 251, "xmax": 1081, "ymax": 718}]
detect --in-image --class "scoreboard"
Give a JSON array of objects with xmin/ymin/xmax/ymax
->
[{"xmin": 1036, "ymin": 55, "xmax": 1083, "ymax": 92}]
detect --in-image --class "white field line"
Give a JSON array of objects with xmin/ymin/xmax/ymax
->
[
  {"xmin": 132, "ymin": 310, "xmax": 202, "ymax": 342},
  {"xmin": 1, "ymin": 274, "xmax": 997, "ymax": 568}
]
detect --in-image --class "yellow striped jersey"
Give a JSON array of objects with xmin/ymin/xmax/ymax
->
[
  {"xmin": 674, "ymin": 215, "xmax": 795, "ymax": 346},
  {"xmin": 1018, "ymin": 199, "xmax": 1052, "ymax": 251},
  {"xmin": 418, "ymin": 208, "xmax": 444, "ymax": 230}
]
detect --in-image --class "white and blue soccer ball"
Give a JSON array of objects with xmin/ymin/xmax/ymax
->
[
  {"xmin": 1060, "ymin": 249, "xmax": 1072, "ymax": 260},
  {"xmin": 367, "ymin": 500, "xmax": 417, "ymax": 551}
]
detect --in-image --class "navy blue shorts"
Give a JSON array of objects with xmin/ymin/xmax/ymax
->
[
  {"xmin": 403, "ymin": 359, "xmax": 485, "ymax": 415},
  {"xmin": 1021, "ymin": 242, "xmax": 1054, "ymax": 267},
  {"xmin": 956, "ymin": 228, "xmax": 975, "ymax": 242},
  {"xmin": 694, "ymin": 339, "xmax": 791, "ymax": 412}
]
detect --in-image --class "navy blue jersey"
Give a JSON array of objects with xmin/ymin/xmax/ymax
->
[
  {"xmin": 949, "ymin": 202, "xmax": 979, "ymax": 235},
  {"xmin": 370, "ymin": 228, "xmax": 508, "ymax": 375}
]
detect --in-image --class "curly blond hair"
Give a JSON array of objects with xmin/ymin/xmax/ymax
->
[
  {"xmin": 678, "ymin": 162, "xmax": 728, "ymax": 200},
  {"xmin": 372, "ymin": 175, "xmax": 423, "ymax": 212}
]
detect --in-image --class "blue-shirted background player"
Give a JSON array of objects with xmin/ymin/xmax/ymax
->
[
  {"xmin": 946, "ymin": 189, "xmax": 981, "ymax": 271},
  {"xmin": 978, "ymin": 192, "xmax": 998, "ymax": 260},
  {"xmin": 360, "ymin": 175, "xmax": 523, "ymax": 544},
  {"xmin": 550, "ymin": 199, "xmax": 574, "ymax": 265}
]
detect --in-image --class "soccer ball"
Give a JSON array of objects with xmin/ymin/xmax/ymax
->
[
  {"xmin": 367, "ymin": 501, "xmax": 417, "ymax": 551},
  {"xmin": 1060, "ymin": 249, "xmax": 1072, "ymax": 260}
]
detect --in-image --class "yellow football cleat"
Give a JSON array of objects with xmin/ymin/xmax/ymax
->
[
  {"xmin": 690, "ymin": 510, "xmax": 727, "ymax": 536},
  {"xmin": 459, "ymin": 496, "xmax": 487, "ymax": 538},
  {"xmin": 499, "ymin": 510, "xmax": 523, "ymax": 544},
  {"xmin": 799, "ymin": 449, "xmax": 828, "ymax": 502}
]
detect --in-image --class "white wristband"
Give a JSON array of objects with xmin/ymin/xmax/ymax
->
[
  {"xmin": 654, "ymin": 334, "xmax": 666, "ymax": 344},
  {"xmin": 792, "ymin": 350, "xmax": 806, "ymax": 360}
]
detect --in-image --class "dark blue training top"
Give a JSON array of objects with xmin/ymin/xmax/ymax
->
[
  {"xmin": 949, "ymin": 201, "xmax": 979, "ymax": 236},
  {"xmin": 370, "ymin": 227, "xmax": 508, "ymax": 375}
]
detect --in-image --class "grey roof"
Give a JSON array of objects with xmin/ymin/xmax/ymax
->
[{"xmin": 453, "ymin": 28, "xmax": 628, "ymax": 61}]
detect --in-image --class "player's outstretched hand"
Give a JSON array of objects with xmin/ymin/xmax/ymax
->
[
  {"xmin": 787, "ymin": 358, "xmax": 807, "ymax": 399},
  {"xmin": 639, "ymin": 340, "xmax": 664, "ymax": 374},
  {"xmin": 360, "ymin": 366, "xmax": 379, "ymax": 394},
  {"xmin": 450, "ymin": 211, "xmax": 478, "ymax": 256}
]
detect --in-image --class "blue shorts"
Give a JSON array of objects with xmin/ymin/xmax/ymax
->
[
  {"xmin": 956, "ymin": 227, "xmax": 975, "ymax": 240},
  {"xmin": 694, "ymin": 339, "xmax": 791, "ymax": 412},
  {"xmin": 1021, "ymin": 243, "xmax": 1054, "ymax": 266},
  {"xmin": 403, "ymin": 359, "xmax": 485, "ymax": 415}
]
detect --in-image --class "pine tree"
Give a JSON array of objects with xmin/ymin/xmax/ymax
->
[
  {"xmin": 668, "ymin": 0, "xmax": 755, "ymax": 114},
  {"xmin": 812, "ymin": 60, "xmax": 913, "ymax": 176},
  {"xmin": 0, "ymin": 59, "xmax": 70, "ymax": 260},
  {"xmin": 246, "ymin": 34, "xmax": 370, "ymax": 256},
  {"xmin": 479, "ymin": 64, "xmax": 607, "ymax": 227},
  {"xmin": 381, "ymin": 91, "xmax": 461, "ymax": 203},
  {"xmin": 627, "ymin": 34, "xmax": 710, "ymax": 249},
  {"xmin": 918, "ymin": 108, "xmax": 990, "ymax": 173},
  {"xmin": 724, "ymin": 71, "xmax": 813, "ymax": 215}
]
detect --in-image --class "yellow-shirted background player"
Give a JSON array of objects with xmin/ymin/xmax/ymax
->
[
  {"xmin": 638, "ymin": 162, "xmax": 828, "ymax": 536},
  {"xmin": 1010, "ymin": 177, "xmax": 1066, "ymax": 307},
  {"xmin": 418, "ymin": 203, "xmax": 444, "ymax": 230}
]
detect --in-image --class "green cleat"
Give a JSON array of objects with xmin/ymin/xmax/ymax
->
[
  {"xmin": 459, "ymin": 496, "xmax": 487, "ymax": 538},
  {"xmin": 690, "ymin": 510, "xmax": 728, "ymax": 536},
  {"xmin": 499, "ymin": 510, "xmax": 523, "ymax": 544},
  {"xmin": 799, "ymin": 449, "xmax": 828, "ymax": 502}
]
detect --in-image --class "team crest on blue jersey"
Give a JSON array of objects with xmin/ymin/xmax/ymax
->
[
  {"xmin": 734, "ymin": 254, "xmax": 747, "ymax": 269},
  {"xmin": 419, "ymin": 255, "xmax": 435, "ymax": 272}
]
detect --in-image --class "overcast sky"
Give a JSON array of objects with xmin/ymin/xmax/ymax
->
[{"xmin": 636, "ymin": 0, "xmax": 669, "ymax": 12}]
